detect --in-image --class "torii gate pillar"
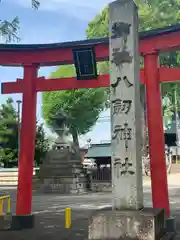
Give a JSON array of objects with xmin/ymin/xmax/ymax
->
[
  {"xmin": 144, "ymin": 53, "xmax": 170, "ymax": 216},
  {"xmin": 12, "ymin": 64, "xmax": 38, "ymax": 229}
]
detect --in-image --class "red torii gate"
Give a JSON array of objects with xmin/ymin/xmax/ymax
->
[{"xmin": 1, "ymin": 24, "xmax": 180, "ymax": 223}]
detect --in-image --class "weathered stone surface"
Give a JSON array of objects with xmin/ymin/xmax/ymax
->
[
  {"xmin": 33, "ymin": 146, "xmax": 87, "ymax": 194},
  {"xmin": 89, "ymin": 208, "xmax": 165, "ymax": 240},
  {"xmin": 91, "ymin": 181, "xmax": 112, "ymax": 192},
  {"xmin": 110, "ymin": 0, "xmax": 143, "ymax": 210}
]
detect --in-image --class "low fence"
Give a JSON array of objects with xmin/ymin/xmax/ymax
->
[
  {"xmin": 91, "ymin": 167, "xmax": 111, "ymax": 182},
  {"xmin": 0, "ymin": 195, "xmax": 11, "ymax": 216},
  {"xmin": 90, "ymin": 167, "xmax": 111, "ymax": 192}
]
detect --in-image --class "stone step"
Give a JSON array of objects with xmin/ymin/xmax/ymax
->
[
  {"xmin": 38, "ymin": 169, "xmax": 82, "ymax": 177},
  {"xmin": 37, "ymin": 170, "xmax": 77, "ymax": 178},
  {"xmin": 35, "ymin": 176, "xmax": 86, "ymax": 185},
  {"xmin": 37, "ymin": 166, "xmax": 84, "ymax": 177},
  {"xmin": 37, "ymin": 175, "xmax": 86, "ymax": 183},
  {"xmin": 38, "ymin": 164, "xmax": 82, "ymax": 172},
  {"xmin": 0, "ymin": 169, "xmax": 36, "ymax": 186},
  {"xmin": 32, "ymin": 178, "xmax": 40, "ymax": 190},
  {"xmin": 33, "ymin": 176, "xmax": 87, "ymax": 193},
  {"xmin": 40, "ymin": 162, "xmax": 82, "ymax": 169},
  {"xmin": 0, "ymin": 176, "xmax": 18, "ymax": 180},
  {"xmin": 38, "ymin": 167, "xmax": 73, "ymax": 173},
  {"xmin": 0, "ymin": 172, "xmax": 18, "ymax": 176},
  {"xmin": 0, "ymin": 169, "xmax": 36, "ymax": 176},
  {"xmin": 0, "ymin": 179, "xmax": 18, "ymax": 183},
  {"xmin": 41, "ymin": 159, "xmax": 82, "ymax": 166},
  {"xmin": 0, "ymin": 174, "xmax": 18, "ymax": 185},
  {"xmin": 0, "ymin": 180, "xmax": 18, "ymax": 185},
  {"xmin": 37, "ymin": 187, "xmax": 87, "ymax": 194}
]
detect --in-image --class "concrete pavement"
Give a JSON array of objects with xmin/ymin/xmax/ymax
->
[
  {"xmin": 0, "ymin": 174, "xmax": 180, "ymax": 239},
  {"xmin": 1, "ymin": 174, "xmax": 179, "ymax": 215}
]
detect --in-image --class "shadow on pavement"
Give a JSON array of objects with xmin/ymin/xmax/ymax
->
[{"xmin": 0, "ymin": 210, "xmax": 91, "ymax": 240}]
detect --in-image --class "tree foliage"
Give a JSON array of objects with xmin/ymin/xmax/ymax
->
[
  {"xmin": 86, "ymin": 0, "xmax": 180, "ymax": 127},
  {"xmin": 0, "ymin": 98, "xmax": 49, "ymax": 167},
  {"xmin": 43, "ymin": 0, "xmax": 180, "ymax": 138},
  {"xmin": 0, "ymin": 98, "xmax": 18, "ymax": 167},
  {"xmin": 0, "ymin": 0, "xmax": 39, "ymax": 42},
  {"xmin": 42, "ymin": 65, "xmax": 107, "ymax": 146},
  {"xmin": 34, "ymin": 122, "xmax": 49, "ymax": 166},
  {"xmin": 86, "ymin": 1, "xmax": 180, "ymax": 38}
]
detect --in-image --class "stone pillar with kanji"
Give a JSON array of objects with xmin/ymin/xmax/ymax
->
[
  {"xmin": 88, "ymin": 0, "xmax": 167, "ymax": 239},
  {"xmin": 110, "ymin": 0, "xmax": 143, "ymax": 210}
]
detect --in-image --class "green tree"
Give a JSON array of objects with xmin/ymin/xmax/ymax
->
[
  {"xmin": 0, "ymin": 0, "xmax": 39, "ymax": 42},
  {"xmin": 35, "ymin": 123, "xmax": 49, "ymax": 166},
  {"xmin": 86, "ymin": 1, "xmax": 180, "ymax": 127},
  {"xmin": 43, "ymin": 65, "xmax": 107, "ymax": 147},
  {"xmin": 0, "ymin": 98, "xmax": 49, "ymax": 167},
  {"xmin": 86, "ymin": 1, "xmax": 180, "ymax": 38},
  {"xmin": 0, "ymin": 98, "xmax": 18, "ymax": 167}
]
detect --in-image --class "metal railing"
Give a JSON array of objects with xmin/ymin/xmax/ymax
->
[
  {"xmin": 91, "ymin": 167, "xmax": 111, "ymax": 182},
  {"xmin": 0, "ymin": 195, "xmax": 11, "ymax": 216}
]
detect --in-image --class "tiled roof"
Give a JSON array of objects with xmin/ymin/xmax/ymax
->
[
  {"xmin": 86, "ymin": 128, "xmax": 178, "ymax": 157},
  {"xmin": 86, "ymin": 143, "xmax": 111, "ymax": 158}
]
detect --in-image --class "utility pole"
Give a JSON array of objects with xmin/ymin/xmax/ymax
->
[
  {"xmin": 174, "ymin": 85, "xmax": 180, "ymax": 163},
  {"xmin": 16, "ymin": 100, "xmax": 22, "ymax": 160}
]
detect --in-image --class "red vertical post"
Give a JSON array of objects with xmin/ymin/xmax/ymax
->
[
  {"xmin": 144, "ymin": 53, "xmax": 170, "ymax": 216},
  {"xmin": 16, "ymin": 64, "xmax": 38, "ymax": 215}
]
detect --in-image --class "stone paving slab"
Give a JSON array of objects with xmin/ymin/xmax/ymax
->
[{"xmin": 0, "ymin": 210, "xmax": 92, "ymax": 240}]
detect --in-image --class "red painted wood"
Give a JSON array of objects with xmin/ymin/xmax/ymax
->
[
  {"xmin": 36, "ymin": 75, "xmax": 110, "ymax": 92},
  {"xmin": 0, "ymin": 30, "xmax": 180, "ymax": 66},
  {"xmin": 1, "ymin": 81, "xmax": 23, "ymax": 94},
  {"xmin": 0, "ymin": 44, "xmax": 109, "ymax": 66},
  {"xmin": 16, "ymin": 64, "xmax": 38, "ymax": 215},
  {"xmin": 140, "ymin": 31, "xmax": 180, "ymax": 54},
  {"xmin": 144, "ymin": 53, "xmax": 170, "ymax": 216},
  {"xmin": 2, "ymin": 67, "xmax": 180, "ymax": 94},
  {"xmin": 159, "ymin": 67, "xmax": 180, "ymax": 82}
]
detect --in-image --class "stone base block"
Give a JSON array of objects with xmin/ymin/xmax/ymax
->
[
  {"xmin": 11, "ymin": 215, "xmax": 35, "ymax": 230},
  {"xmin": 89, "ymin": 208, "xmax": 167, "ymax": 240},
  {"xmin": 0, "ymin": 214, "xmax": 34, "ymax": 231},
  {"xmin": 166, "ymin": 217, "xmax": 176, "ymax": 233},
  {"xmin": 37, "ymin": 176, "xmax": 87, "ymax": 194}
]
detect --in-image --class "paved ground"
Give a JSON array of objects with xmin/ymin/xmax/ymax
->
[{"xmin": 0, "ymin": 175, "xmax": 180, "ymax": 239}]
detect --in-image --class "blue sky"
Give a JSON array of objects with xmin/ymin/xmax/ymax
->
[{"xmin": 0, "ymin": 0, "xmax": 111, "ymax": 146}]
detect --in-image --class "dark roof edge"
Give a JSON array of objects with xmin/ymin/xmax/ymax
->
[
  {"xmin": 0, "ymin": 24, "xmax": 180, "ymax": 51},
  {"xmin": 139, "ymin": 24, "xmax": 180, "ymax": 40},
  {"xmin": 89, "ymin": 143, "xmax": 111, "ymax": 147}
]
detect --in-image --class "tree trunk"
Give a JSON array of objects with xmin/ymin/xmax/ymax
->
[
  {"xmin": 72, "ymin": 128, "xmax": 79, "ymax": 148},
  {"xmin": 71, "ymin": 128, "xmax": 83, "ymax": 162}
]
